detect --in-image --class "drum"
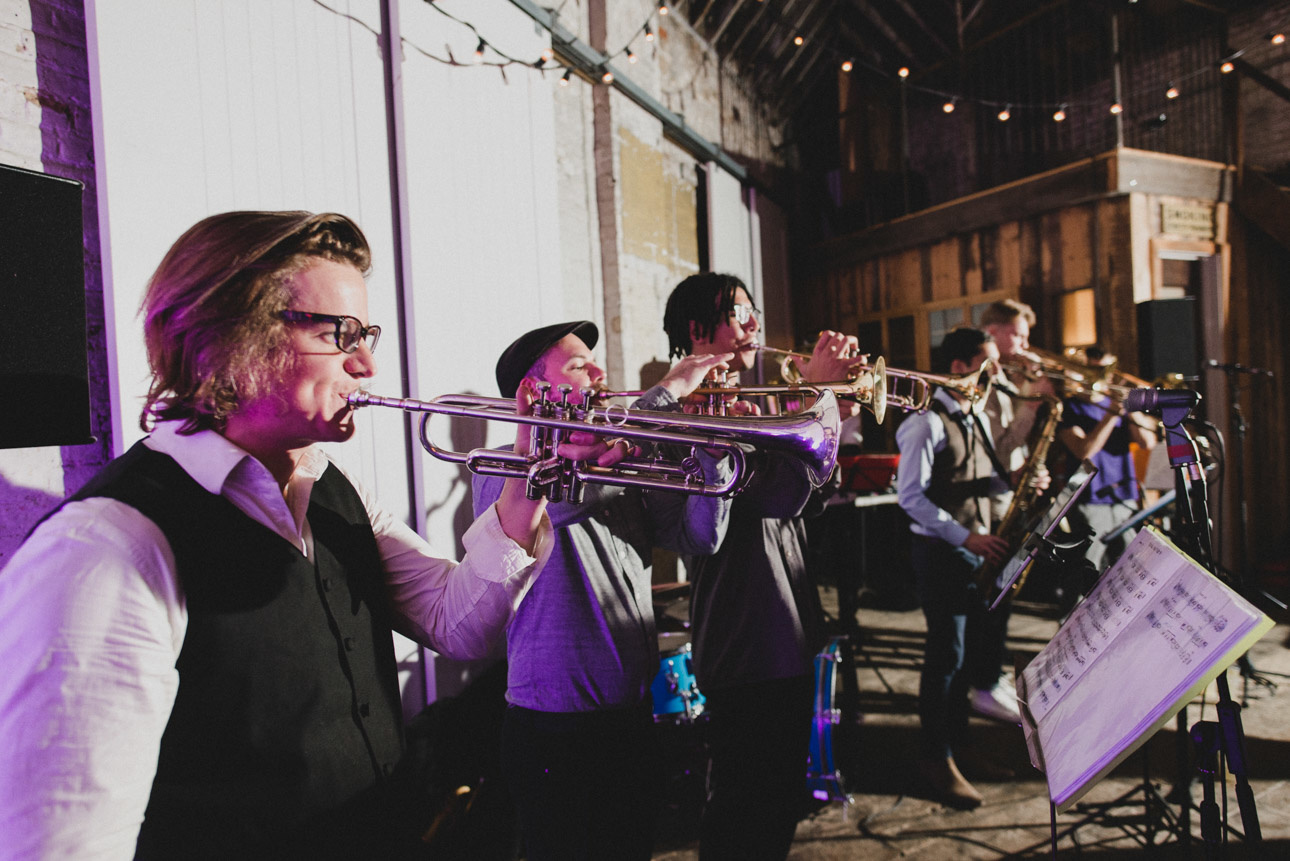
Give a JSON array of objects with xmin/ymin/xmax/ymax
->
[
  {"xmin": 651, "ymin": 638, "xmax": 706, "ymax": 723},
  {"xmin": 807, "ymin": 635, "xmax": 851, "ymax": 802}
]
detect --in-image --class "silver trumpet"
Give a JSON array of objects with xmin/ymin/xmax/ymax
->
[{"xmin": 348, "ymin": 382, "xmax": 840, "ymax": 503}]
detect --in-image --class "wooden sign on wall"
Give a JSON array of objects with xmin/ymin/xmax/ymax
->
[{"xmin": 1161, "ymin": 202, "xmax": 1214, "ymax": 239}]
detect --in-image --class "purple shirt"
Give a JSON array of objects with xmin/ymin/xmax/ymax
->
[{"xmin": 1060, "ymin": 398, "xmax": 1140, "ymax": 504}]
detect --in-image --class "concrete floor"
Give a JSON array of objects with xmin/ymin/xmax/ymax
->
[{"xmin": 651, "ymin": 592, "xmax": 1290, "ymax": 859}]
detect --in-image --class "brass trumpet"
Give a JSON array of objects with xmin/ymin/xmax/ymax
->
[
  {"xmin": 1003, "ymin": 347, "xmax": 1148, "ymax": 405},
  {"xmin": 691, "ymin": 358, "xmax": 890, "ymax": 424},
  {"xmin": 347, "ymin": 383, "xmax": 840, "ymax": 503},
  {"xmin": 753, "ymin": 343, "xmax": 994, "ymax": 415}
]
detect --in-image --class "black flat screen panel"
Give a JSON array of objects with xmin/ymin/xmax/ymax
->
[{"xmin": 0, "ymin": 162, "xmax": 93, "ymax": 448}]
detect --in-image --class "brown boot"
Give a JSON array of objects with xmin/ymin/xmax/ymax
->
[{"xmin": 918, "ymin": 756, "xmax": 984, "ymax": 810}]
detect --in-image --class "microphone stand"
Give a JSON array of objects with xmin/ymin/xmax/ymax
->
[{"xmin": 1157, "ymin": 401, "xmax": 1262, "ymax": 854}]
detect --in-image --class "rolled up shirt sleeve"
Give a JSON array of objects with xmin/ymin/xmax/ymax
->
[
  {"xmin": 895, "ymin": 411, "xmax": 973, "ymax": 548},
  {"xmin": 366, "ymin": 489, "xmax": 553, "ymax": 661}
]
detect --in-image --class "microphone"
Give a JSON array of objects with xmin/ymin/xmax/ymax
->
[
  {"xmin": 1204, "ymin": 358, "xmax": 1274, "ymax": 378},
  {"xmin": 1123, "ymin": 387, "xmax": 1201, "ymax": 415}
]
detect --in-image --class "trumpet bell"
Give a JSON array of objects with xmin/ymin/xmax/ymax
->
[
  {"xmin": 868, "ymin": 357, "xmax": 887, "ymax": 425},
  {"xmin": 784, "ymin": 388, "xmax": 841, "ymax": 487}
]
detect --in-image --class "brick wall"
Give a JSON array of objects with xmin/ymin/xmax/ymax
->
[{"xmin": 0, "ymin": 0, "xmax": 106, "ymax": 564}]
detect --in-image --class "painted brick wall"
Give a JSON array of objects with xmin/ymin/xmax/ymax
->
[{"xmin": 0, "ymin": 0, "xmax": 107, "ymax": 565}]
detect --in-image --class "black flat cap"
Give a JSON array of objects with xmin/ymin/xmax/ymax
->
[{"xmin": 495, "ymin": 320, "xmax": 599, "ymax": 398}]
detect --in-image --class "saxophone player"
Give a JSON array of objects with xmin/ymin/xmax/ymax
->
[{"xmin": 895, "ymin": 327, "xmax": 1049, "ymax": 809}]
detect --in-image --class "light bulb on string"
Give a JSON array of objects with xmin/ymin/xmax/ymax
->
[
  {"xmin": 628, "ymin": 49, "xmax": 638, "ymax": 64},
  {"xmin": 473, "ymin": 39, "xmax": 486, "ymax": 63},
  {"xmin": 943, "ymin": 97, "xmax": 956, "ymax": 113},
  {"xmin": 560, "ymin": 70, "xmax": 572, "ymax": 87},
  {"xmin": 897, "ymin": 66, "xmax": 909, "ymax": 78},
  {"xmin": 1110, "ymin": 101, "xmax": 1123, "ymax": 115},
  {"xmin": 841, "ymin": 59, "xmax": 853, "ymax": 72},
  {"xmin": 601, "ymin": 69, "xmax": 614, "ymax": 84},
  {"xmin": 644, "ymin": 25, "xmax": 654, "ymax": 42},
  {"xmin": 1053, "ymin": 104, "xmax": 1067, "ymax": 122},
  {"xmin": 794, "ymin": 35, "xmax": 804, "ymax": 46},
  {"xmin": 658, "ymin": 3, "xmax": 669, "ymax": 15},
  {"xmin": 997, "ymin": 104, "xmax": 1011, "ymax": 122},
  {"xmin": 1220, "ymin": 60, "xmax": 1235, "ymax": 73},
  {"xmin": 1270, "ymin": 32, "xmax": 1286, "ymax": 45},
  {"xmin": 541, "ymin": 47, "xmax": 554, "ymax": 63},
  {"xmin": 1166, "ymin": 83, "xmax": 1179, "ymax": 99}
]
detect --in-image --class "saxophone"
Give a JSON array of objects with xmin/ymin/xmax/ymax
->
[{"xmin": 975, "ymin": 393, "xmax": 1063, "ymax": 593}]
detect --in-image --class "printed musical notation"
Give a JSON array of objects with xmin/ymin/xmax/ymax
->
[{"xmin": 1018, "ymin": 526, "xmax": 1272, "ymax": 810}]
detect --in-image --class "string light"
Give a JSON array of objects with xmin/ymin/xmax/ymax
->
[{"xmin": 402, "ymin": 0, "xmax": 1290, "ymax": 123}]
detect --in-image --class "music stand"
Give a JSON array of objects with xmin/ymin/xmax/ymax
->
[
  {"xmin": 988, "ymin": 460, "xmax": 1099, "ymax": 611},
  {"xmin": 1154, "ymin": 395, "xmax": 1263, "ymax": 853}
]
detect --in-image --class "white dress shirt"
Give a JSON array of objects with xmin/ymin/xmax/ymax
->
[{"xmin": 0, "ymin": 422, "xmax": 551, "ymax": 860}]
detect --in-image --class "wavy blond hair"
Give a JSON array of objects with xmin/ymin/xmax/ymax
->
[{"xmin": 140, "ymin": 211, "xmax": 371, "ymax": 432}]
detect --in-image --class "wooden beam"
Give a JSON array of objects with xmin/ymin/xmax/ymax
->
[
  {"xmin": 807, "ymin": 150, "xmax": 1235, "ymax": 271},
  {"xmin": 846, "ymin": 0, "xmax": 918, "ymax": 62}
]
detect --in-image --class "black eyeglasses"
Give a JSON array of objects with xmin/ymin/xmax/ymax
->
[{"xmin": 280, "ymin": 310, "xmax": 381, "ymax": 354}]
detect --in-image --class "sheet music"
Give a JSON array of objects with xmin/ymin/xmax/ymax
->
[
  {"xmin": 1023, "ymin": 534, "xmax": 1177, "ymax": 723},
  {"xmin": 1018, "ymin": 526, "xmax": 1274, "ymax": 810}
]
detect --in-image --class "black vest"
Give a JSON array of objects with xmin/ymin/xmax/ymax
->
[
  {"xmin": 57, "ymin": 442, "xmax": 406, "ymax": 859},
  {"xmin": 927, "ymin": 400, "xmax": 995, "ymax": 532}
]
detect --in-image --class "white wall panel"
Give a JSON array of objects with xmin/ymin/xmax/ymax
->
[
  {"xmin": 89, "ymin": 0, "xmax": 405, "ymax": 520},
  {"xmin": 396, "ymin": 0, "xmax": 565, "ymax": 560},
  {"xmin": 706, "ymin": 166, "xmax": 756, "ymax": 305}
]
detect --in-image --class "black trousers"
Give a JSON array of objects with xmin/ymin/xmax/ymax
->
[
  {"xmin": 910, "ymin": 536, "xmax": 1010, "ymax": 760},
  {"xmin": 501, "ymin": 701, "xmax": 661, "ymax": 861},
  {"xmin": 699, "ymin": 674, "xmax": 815, "ymax": 861}
]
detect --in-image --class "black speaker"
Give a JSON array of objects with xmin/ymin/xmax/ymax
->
[
  {"xmin": 1136, "ymin": 297, "xmax": 1199, "ymax": 381},
  {"xmin": 0, "ymin": 163, "xmax": 94, "ymax": 448}
]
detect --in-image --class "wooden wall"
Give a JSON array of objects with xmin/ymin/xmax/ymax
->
[{"xmin": 798, "ymin": 148, "xmax": 1290, "ymax": 586}]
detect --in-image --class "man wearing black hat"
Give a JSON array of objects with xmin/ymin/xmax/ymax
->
[{"xmin": 474, "ymin": 320, "xmax": 734, "ymax": 861}]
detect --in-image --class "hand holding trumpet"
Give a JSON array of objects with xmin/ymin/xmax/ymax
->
[
  {"xmin": 800, "ymin": 331, "xmax": 864, "ymax": 418},
  {"xmin": 514, "ymin": 379, "xmax": 637, "ymax": 467}
]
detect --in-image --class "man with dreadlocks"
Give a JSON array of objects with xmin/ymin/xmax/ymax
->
[{"xmin": 662, "ymin": 272, "xmax": 859, "ymax": 860}]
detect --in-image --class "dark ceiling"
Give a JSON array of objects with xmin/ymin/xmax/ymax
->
[{"xmin": 675, "ymin": 0, "xmax": 1273, "ymax": 121}]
